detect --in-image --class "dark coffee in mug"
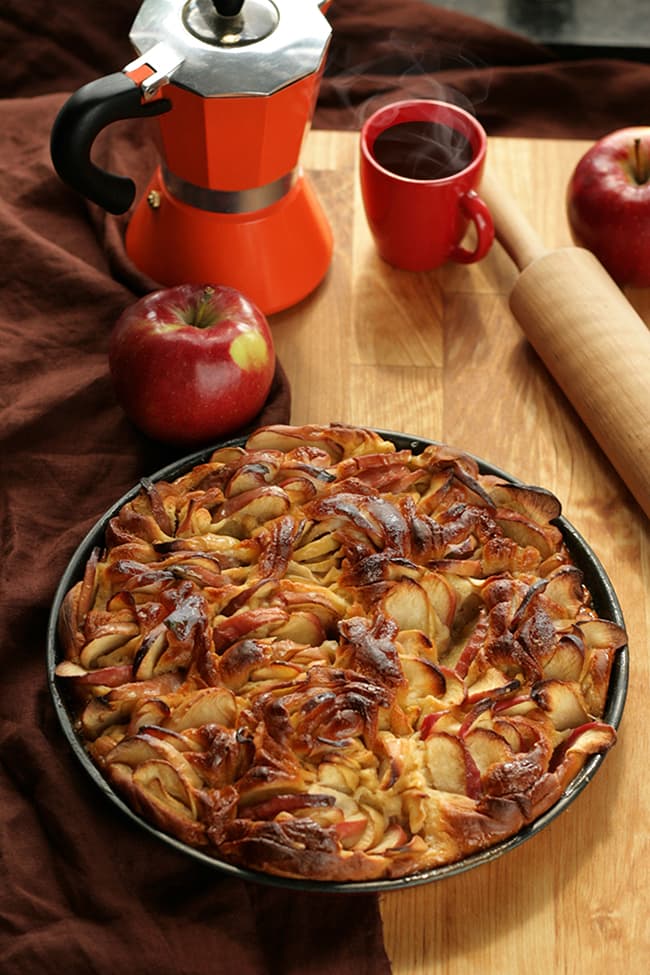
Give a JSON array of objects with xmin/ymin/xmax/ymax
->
[{"xmin": 372, "ymin": 120, "xmax": 474, "ymax": 181}]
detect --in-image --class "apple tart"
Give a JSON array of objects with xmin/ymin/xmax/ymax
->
[{"xmin": 56, "ymin": 424, "xmax": 627, "ymax": 882}]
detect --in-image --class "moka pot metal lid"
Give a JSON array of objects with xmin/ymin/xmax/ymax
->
[{"xmin": 129, "ymin": 0, "xmax": 332, "ymax": 97}]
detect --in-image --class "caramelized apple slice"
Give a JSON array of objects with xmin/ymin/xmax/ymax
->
[
  {"xmin": 580, "ymin": 618, "xmax": 627, "ymax": 651},
  {"xmin": 128, "ymin": 698, "xmax": 171, "ymax": 733},
  {"xmin": 248, "ymin": 423, "xmax": 393, "ymax": 463},
  {"xmin": 79, "ymin": 672, "xmax": 183, "ymax": 739},
  {"xmin": 484, "ymin": 481, "xmax": 562, "ymax": 524},
  {"xmin": 531, "ymin": 679, "xmax": 591, "ymax": 731},
  {"xmin": 463, "ymin": 727, "xmax": 515, "ymax": 775},
  {"xmin": 132, "ymin": 759, "xmax": 199, "ymax": 820},
  {"xmin": 317, "ymin": 761, "xmax": 361, "ymax": 795},
  {"xmin": 270, "ymin": 610, "xmax": 327, "ymax": 646},
  {"xmin": 132, "ymin": 626, "xmax": 168, "ymax": 680},
  {"xmin": 79, "ymin": 624, "xmax": 140, "ymax": 670},
  {"xmin": 581, "ymin": 648, "xmax": 617, "ymax": 717},
  {"xmin": 368, "ymin": 822, "xmax": 409, "ymax": 853},
  {"xmin": 55, "ymin": 660, "xmax": 132, "ymax": 687},
  {"xmin": 381, "ymin": 579, "xmax": 432, "ymax": 633},
  {"xmin": 80, "ymin": 697, "xmax": 134, "ymax": 739},
  {"xmin": 424, "ymin": 732, "xmax": 472, "ymax": 795},
  {"xmin": 119, "ymin": 758, "xmax": 209, "ymax": 847},
  {"xmin": 550, "ymin": 721, "xmax": 617, "ymax": 782},
  {"xmin": 494, "ymin": 509, "xmax": 560, "ymax": 559},
  {"xmin": 212, "ymin": 607, "xmax": 289, "ymax": 652},
  {"xmin": 212, "ymin": 486, "xmax": 290, "ymax": 538},
  {"xmin": 397, "ymin": 627, "xmax": 438, "ymax": 664},
  {"xmin": 278, "ymin": 578, "xmax": 348, "ymax": 625},
  {"xmin": 224, "ymin": 455, "xmax": 283, "ymax": 497},
  {"xmin": 542, "ymin": 633, "xmax": 585, "ymax": 682},
  {"xmin": 351, "ymin": 803, "xmax": 386, "ymax": 851},
  {"xmin": 420, "ymin": 572, "xmax": 456, "ymax": 636},
  {"xmin": 399, "ymin": 656, "xmax": 447, "ymax": 703},
  {"xmin": 465, "ymin": 668, "xmax": 521, "ymax": 703},
  {"xmin": 105, "ymin": 731, "xmax": 203, "ymax": 786},
  {"xmin": 542, "ymin": 566, "xmax": 587, "ymax": 619},
  {"xmin": 166, "ymin": 687, "xmax": 237, "ymax": 732},
  {"xmin": 244, "ymin": 792, "xmax": 336, "ymax": 821}
]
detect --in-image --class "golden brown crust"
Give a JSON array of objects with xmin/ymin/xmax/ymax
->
[{"xmin": 56, "ymin": 424, "xmax": 626, "ymax": 882}]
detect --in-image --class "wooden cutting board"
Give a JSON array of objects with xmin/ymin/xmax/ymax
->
[{"xmin": 272, "ymin": 130, "xmax": 650, "ymax": 975}]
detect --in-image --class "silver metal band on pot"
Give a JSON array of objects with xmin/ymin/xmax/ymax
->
[{"xmin": 162, "ymin": 164, "xmax": 299, "ymax": 214}]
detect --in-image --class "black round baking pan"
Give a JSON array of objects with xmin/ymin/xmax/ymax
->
[{"xmin": 46, "ymin": 429, "xmax": 628, "ymax": 892}]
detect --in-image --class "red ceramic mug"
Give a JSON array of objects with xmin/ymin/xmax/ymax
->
[{"xmin": 360, "ymin": 99, "xmax": 494, "ymax": 271}]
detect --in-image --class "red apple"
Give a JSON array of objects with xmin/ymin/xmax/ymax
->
[
  {"xmin": 566, "ymin": 127, "xmax": 650, "ymax": 286},
  {"xmin": 109, "ymin": 283, "xmax": 276, "ymax": 445}
]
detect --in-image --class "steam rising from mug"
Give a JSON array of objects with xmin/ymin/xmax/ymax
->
[{"xmin": 372, "ymin": 121, "xmax": 474, "ymax": 181}]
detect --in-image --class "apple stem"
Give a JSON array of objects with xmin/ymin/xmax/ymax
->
[
  {"xmin": 633, "ymin": 137, "xmax": 649, "ymax": 185},
  {"xmin": 190, "ymin": 286, "xmax": 216, "ymax": 328}
]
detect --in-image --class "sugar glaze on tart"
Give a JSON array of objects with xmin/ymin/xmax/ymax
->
[{"xmin": 56, "ymin": 425, "xmax": 626, "ymax": 882}]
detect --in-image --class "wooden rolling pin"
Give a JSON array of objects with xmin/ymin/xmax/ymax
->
[{"xmin": 481, "ymin": 172, "xmax": 650, "ymax": 519}]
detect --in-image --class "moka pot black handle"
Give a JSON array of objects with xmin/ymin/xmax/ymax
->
[{"xmin": 50, "ymin": 72, "xmax": 171, "ymax": 215}]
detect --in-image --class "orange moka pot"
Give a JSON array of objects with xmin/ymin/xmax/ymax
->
[{"xmin": 50, "ymin": 0, "xmax": 334, "ymax": 313}]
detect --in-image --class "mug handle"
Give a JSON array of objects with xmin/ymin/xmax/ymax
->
[{"xmin": 450, "ymin": 190, "xmax": 495, "ymax": 264}]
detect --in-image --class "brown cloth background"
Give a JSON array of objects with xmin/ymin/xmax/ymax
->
[{"xmin": 2, "ymin": 2, "xmax": 650, "ymax": 973}]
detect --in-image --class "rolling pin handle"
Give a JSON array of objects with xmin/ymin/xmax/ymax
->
[
  {"xmin": 480, "ymin": 171, "xmax": 548, "ymax": 271},
  {"xmin": 483, "ymin": 167, "xmax": 650, "ymax": 518}
]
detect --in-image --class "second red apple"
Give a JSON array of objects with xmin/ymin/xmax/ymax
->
[{"xmin": 566, "ymin": 126, "xmax": 650, "ymax": 287}]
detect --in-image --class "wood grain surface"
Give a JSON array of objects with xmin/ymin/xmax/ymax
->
[{"xmin": 272, "ymin": 130, "xmax": 649, "ymax": 973}]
